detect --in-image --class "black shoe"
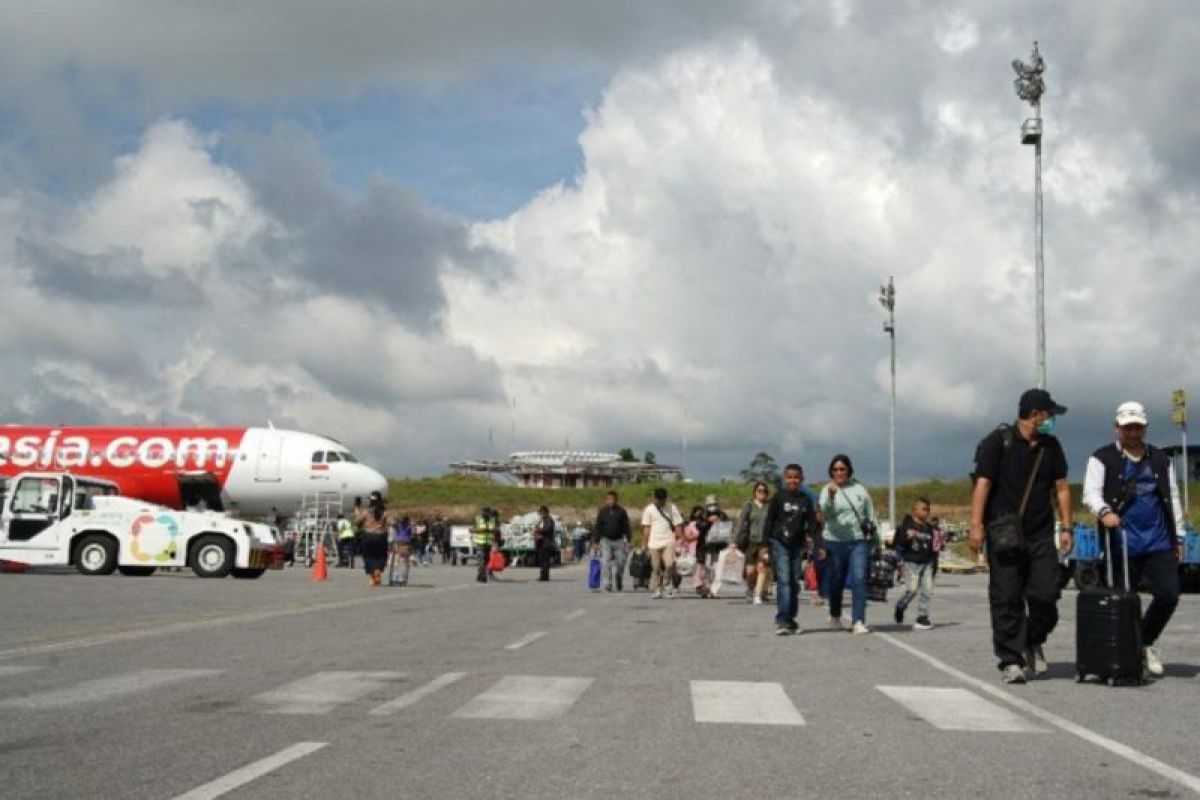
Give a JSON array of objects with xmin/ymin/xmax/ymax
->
[
  {"xmin": 786, "ymin": 621, "xmax": 800, "ymax": 634},
  {"xmin": 775, "ymin": 623, "xmax": 791, "ymax": 636},
  {"xmin": 894, "ymin": 605, "xmax": 905, "ymax": 624}
]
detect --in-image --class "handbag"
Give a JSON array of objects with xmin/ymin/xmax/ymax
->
[
  {"xmin": 838, "ymin": 488, "xmax": 878, "ymax": 540},
  {"xmin": 985, "ymin": 446, "xmax": 1044, "ymax": 556},
  {"xmin": 487, "ymin": 548, "xmax": 506, "ymax": 573}
]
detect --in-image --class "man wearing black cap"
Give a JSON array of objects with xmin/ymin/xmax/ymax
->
[{"xmin": 970, "ymin": 388, "xmax": 1073, "ymax": 684}]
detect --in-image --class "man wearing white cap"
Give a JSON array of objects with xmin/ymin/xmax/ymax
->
[{"xmin": 1082, "ymin": 401, "xmax": 1186, "ymax": 677}]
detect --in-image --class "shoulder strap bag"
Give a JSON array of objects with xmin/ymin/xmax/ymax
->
[
  {"xmin": 985, "ymin": 446, "xmax": 1045, "ymax": 556},
  {"xmin": 838, "ymin": 487, "xmax": 878, "ymax": 541}
]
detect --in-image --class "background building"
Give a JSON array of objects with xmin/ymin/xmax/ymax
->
[{"xmin": 450, "ymin": 451, "xmax": 683, "ymax": 488}]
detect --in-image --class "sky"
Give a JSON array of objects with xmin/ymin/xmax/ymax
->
[{"xmin": 0, "ymin": 1, "xmax": 1197, "ymax": 484}]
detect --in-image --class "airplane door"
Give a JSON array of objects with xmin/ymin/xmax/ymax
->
[{"xmin": 254, "ymin": 431, "xmax": 284, "ymax": 483}]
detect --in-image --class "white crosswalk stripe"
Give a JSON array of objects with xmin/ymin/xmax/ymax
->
[
  {"xmin": 452, "ymin": 675, "xmax": 593, "ymax": 720},
  {"xmin": 250, "ymin": 671, "xmax": 404, "ymax": 715},
  {"xmin": 0, "ymin": 668, "xmax": 222, "ymax": 710},
  {"xmin": 370, "ymin": 672, "xmax": 466, "ymax": 716},
  {"xmin": 690, "ymin": 681, "xmax": 805, "ymax": 726},
  {"xmin": 877, "ymin": 685, "xmax": 1046, "ymax": 732}
]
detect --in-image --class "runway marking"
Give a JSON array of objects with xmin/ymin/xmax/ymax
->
[
  {"xmin": 369, "ymin": 672, "xmax": 466, "ymax": 716},
  {"xmin": 876, "ymin": 685, "xmax": 1045, "ymax": 732},
  {"xmin": 172, "ymin": 741, "xmax": 326, "ymax": 800},
  {"xmin": 251, "ymin": 671, "xmax": 403, "ymax": 715},
  {"xmin": 564, "ymin": 610, "xmax": 586, "ymax": 621},
  {"xmin": 878, "ymin": 633, "xmax": 1200, "ymax": 794},
  {"xmin": 0, "ymin": 668, "xmax": 221, "ymax": 710},
  {"xmin": 504, "ymin": 631, "xmax": 547, "ymax": 650},
  {"xmin": 0, "ymin": 665, "xmax": 41, "ymax": 679},
  {"xmin": 690, "ymin": 681, "xmax": 805, "ymax": 726},
  {"xmin": 452, "ymin": 675, "xmax": 593, "ymax": 720},
  {"xmin": 0, "ymin": 583, "xmax": 474, "ymax": 662}
]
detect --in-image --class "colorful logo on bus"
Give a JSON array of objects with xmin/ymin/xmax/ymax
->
[{"xmin": 130, "ymin": 513, "xmax": 181, "ymax": 563}]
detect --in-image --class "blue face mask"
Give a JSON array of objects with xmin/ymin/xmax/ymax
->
[{"xmin": 1036, "ymin": 416, "xmax": 1057, "ymax": 435}]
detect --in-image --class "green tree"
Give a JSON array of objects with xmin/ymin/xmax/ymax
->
[
  {"xmin": 740, "ymin": 451, "xmax": 780, "ymax": 485},
  {"xmin": 643, "ymin": 450, "xmax": 657, "ymax": 465},
  {"xmin": 617, "ymin": 447, "xmax": 638, "ymax": 462}
]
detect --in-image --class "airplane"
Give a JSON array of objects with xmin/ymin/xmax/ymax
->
[{"xmin": 0, "ymin": 425, "xmax": 388, "ymax": 517}]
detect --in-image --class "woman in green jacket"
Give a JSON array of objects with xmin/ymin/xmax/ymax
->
[{"xmin": 818, "ymin": 454, "xmax": 880, "ymax": 634}]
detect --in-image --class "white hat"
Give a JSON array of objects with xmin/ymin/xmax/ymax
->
[{"xmin": 1115, "ymin": 401, "xmax": 1148, "ymax": 427}]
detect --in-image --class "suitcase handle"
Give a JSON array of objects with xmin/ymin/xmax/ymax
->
[{"xmin": 1103, "ymin": 524, "xmax": 1131, "ymax": 590}]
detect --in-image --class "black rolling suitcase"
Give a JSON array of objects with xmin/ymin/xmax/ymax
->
[
  {"xmin": 1076, "ymin": 526, "xmax": 1144, "ymax": 685},
  {"xmin": 629, "ymin": 549, "xmax": 652, "ymax": 590}
]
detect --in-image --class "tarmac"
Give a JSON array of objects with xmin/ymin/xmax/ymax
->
[{"xmin": 0, "ymin": 558, "xmax": 1197, "ymax": 799}]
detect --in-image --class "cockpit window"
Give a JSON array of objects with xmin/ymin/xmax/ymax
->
[
  {"xmin": 340, "ymin": 452, "xmax": 358, "ymax": 463},
  {"xmin": 325, "ymin": 451, "xmax": 342, "ymax": 463},
  {"xmin": 311, "ymin": 451, "xmax": 325, "ymax": 464}
]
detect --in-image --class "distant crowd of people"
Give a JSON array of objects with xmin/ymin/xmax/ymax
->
[{"xmin": 280, "ymin": 388, "xmax": 1187, "ymax": 686}]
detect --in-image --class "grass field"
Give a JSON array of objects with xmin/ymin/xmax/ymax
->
[{"xmin": 387, "ymin": 474, "xmax": 1200, "ymax": 528}]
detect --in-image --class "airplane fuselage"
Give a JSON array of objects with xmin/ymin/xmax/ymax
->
[{"xmin": 0, "ymin": 426, "xmax": 388, "ymax": 517}]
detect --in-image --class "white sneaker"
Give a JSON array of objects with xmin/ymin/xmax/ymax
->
[
  {"xmin": 852, "ymin": 621, "xmax": 871, "ymax": 635},
  {"xmin": 1002, "ymin": 664, "xmax": 1027, "ymax": 684},
  {"xmin": 652, "ymin": 589, "xmax": 663, "ymax": 600},
  {"xmin": 1145, "ymin": 646, "xmax": 1164, "ymax": 676},
  {"xmin": 752, "ymin": 595, "xmax": 763, "ymax": 605}
]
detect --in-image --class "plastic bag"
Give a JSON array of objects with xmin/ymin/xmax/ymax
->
[
  {"xmin": 487, "ymin": 548, "xmax": 506, "ymax": 573},
  {"xmin": 587, "ymin": 556, "xmax": 602, "ymax": 589},
  {"xmin": 711, "ymin": 547, "xmax": 745, "ymax": 597}
]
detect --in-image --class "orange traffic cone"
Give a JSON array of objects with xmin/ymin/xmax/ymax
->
[{"xmin": 312, "ymin": 543, "xmax": 328, "ymax": 582}]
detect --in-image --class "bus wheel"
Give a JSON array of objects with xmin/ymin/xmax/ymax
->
[
  {"xmin": 190, "ymin": 535, "xmax": 234, "ymax": 578},
  {"xmin": 75, "ymin": 535, "xmax": 118, "ymax": 576},
  {"xmin": 1074, "ymin": 562, "xmax": 1102, "ymax": 591}
]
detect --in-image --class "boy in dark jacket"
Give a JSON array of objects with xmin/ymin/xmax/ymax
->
[
  {"xmin": 892, "ymin": 497, "xmax": 941, "ymax": 629},
  {"xmin": 763, "ymin": 463, "xmax": 819, "ymax": 635}
]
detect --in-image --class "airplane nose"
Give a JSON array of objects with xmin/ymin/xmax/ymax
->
[{"xmin": 362, "ymin": 466, "xmax": 388, "ymax": 496}]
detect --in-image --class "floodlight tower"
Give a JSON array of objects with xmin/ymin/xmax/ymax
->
[
  {"xmin": 880, "ymin": 276, "xmax": 896, "ymax": 531},
  {"xmin": 1013, "ymin": 41, "xmax": 1047, "ymax": 389}
]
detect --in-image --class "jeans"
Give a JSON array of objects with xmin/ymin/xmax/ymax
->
[
  {"xmin": 574, "ymin": 538, "xmax": 589, "ymax": 562},
  {"xmin": 770, "ymin": 540, "xmax": 805, "ymax": 625},
  {"xmin": 896, "ymin": 560, "xmax": 935, "ymax": 619},
  {"xmin": 1112, "ymin": 548, "xmax": 1180, "ymax": 646},
  {"xmin": 825, "ymin": 539, "xmax": 870, "ymax": 624},
  {"xmin": 601, "ymin": 539, "xmax": 629, "ymax": 589},
  {"xmin": 987, "ymin": 533, "xmax": 1060, "ymax": 669}
]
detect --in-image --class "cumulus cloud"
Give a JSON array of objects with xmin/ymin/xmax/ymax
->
[
  {"xmin": 0, "ymin": 118, "xmax": 506, "ymax": 473},
  {"xmin": 443, "ymin": 38, "xmax": 1200, "ymax": 480},
  {"xmin": 1, "ymin": 2, "xmax": 1198, "ymax": 484}
]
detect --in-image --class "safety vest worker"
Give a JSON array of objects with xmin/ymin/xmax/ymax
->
[{"xmin": 473, "ymin": 511, "xmax": 497, "ymax": 548}]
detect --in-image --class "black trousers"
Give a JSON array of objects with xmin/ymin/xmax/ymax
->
[
  {"xmin": 987, "ymin": 533, "xmax": 1060, "ymax": 670},
  {"xmin": 477, "ymin": 543, "xmax": 491, "ymax": 582},
  {"xmin": 1111, "ymin": 548, "xmax": 1180, "ymax": 646},
  {"xmin": 535, "ymin": 542, "xmax": 553, "ymax": 581}
]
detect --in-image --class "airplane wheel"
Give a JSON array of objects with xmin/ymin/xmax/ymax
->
[
  {"xmin": 75, "ymin": 535, "xmax": 118, "ymax": 576},
  {"xmin": 117, "ymin": 565, "xmax": 156, "ymax": 577},
  {"xmin": 190, "ymin": 535, "xmax": 234, "ymax": 578},
  {"xmin": 232, "ymin": 568, "xmax": 266, "ymax": 579}
]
